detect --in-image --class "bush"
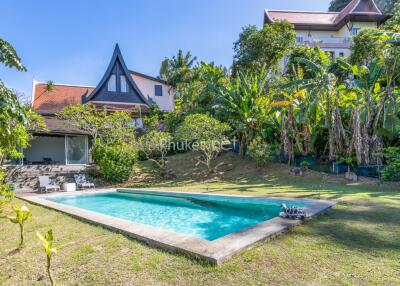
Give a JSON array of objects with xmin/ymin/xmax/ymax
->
[
  {"xmin": 300, "ymin": 161, "xmax": 311, "ymax": 169},
  {"xmin": 247, "ymin": 139, "xmax": 271, "ymax": 167},
  {"xmin": 381, "ymin": 147, "xmax": 400, "ymax": 181},
  {"xmin": 92, "ymin": 143, "xmax": 137, "ymax": 182}
]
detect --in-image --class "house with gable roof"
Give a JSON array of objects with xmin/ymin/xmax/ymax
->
[
  {"xmin": 264, "ymin": 0, "xmax": 390, "ymax": 59},
  {"xmin": 14, "ymin": 44, "xmax": 173, "ymax": 166}
]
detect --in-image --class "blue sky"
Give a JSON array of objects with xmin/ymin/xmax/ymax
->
[{"xmin": 0, "ymin": 0, "xmax": 330, "ymax": 98}]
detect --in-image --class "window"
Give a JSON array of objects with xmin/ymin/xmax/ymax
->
[
  {"xmin": 107, "ymin": 74, "xmax": 116, "ymax": 92},
  {"xmin": 339, "ymin": 52, "xmax": 344, "ymax": 57},
  {"xmin": 66, "ymin": 135, "xmax": 88, "ymax": 165},
  {"xmin": 296, "ymin": 36, "xmax": 304, "ymax": 43},
  {"xmin": 155, "ymin": 85, "xmax": 163, "ymax": 96},
  {"xmin": 120, "ymin": 75, "xmax": 128, "ymax": 92},
  {"xmin": 351, "ymin": 28, "xmax": 360, "ymax": 36}
]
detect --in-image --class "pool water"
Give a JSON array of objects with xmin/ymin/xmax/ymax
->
[{"xmin": 48, "ymin": 191, "xmax": 310, "ymax": 241}]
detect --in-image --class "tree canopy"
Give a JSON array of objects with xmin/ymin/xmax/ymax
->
[
  {"xmin": 232, "ymin": 21, "xmax": 296, "ymax": 74},
  {"xmin": 0, "ymin": 38, "xmax": 44, "ymax": 166}
]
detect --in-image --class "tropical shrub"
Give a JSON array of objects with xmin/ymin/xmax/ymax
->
[
  {"xmin": 7, "ymin": 205, "xmax": 32, "ymax": 247},
  {"xmin": 337, "ymin": 156, "xmax": 355, "ymax": 173},
  {"xmin": 349, "ymin": 28, "xmax": 386, "ymax": 65},
  {"xmin": 300, "ymin": 161, "xmax": 311, "ymax": 170},
  {"xmin": 286, "ymin": 46, "xmax": 330, "ymax": 79},
  {"xmin": 138, "ymin": 131, "xmax": 172, "ymax": 171},
  {"xmin": 37, "ymin": 230, "xmax": 57, "ymax": 286},
  {"xmin": 247, "ymin": 139, "xmax": 271, "ymax": 167},
  {"xmin": 58, "ymin": 104, "xmax": 136, "ymax": 146},
  {"xmin": 216, "ymin": 69, "xmax": 272, "ymax": 156},
  {"xmin": 92, "ymin": 143, "xmax": 137, "ymax": 182},
  {"xmin": 143, "ymin": 105, "xmax": 166, "ymax": 131},
  {"xmin": 381, "ymin": 147, "xmax": 400, "ymax": 181},
  {"xmin": 177, "ymin": 114, "xmax": 230, "ymax": 173}
]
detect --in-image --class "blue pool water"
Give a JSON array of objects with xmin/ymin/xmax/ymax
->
[{"xmin": 47, "ymin": 191, "xmax": 310, "ymax": 241}]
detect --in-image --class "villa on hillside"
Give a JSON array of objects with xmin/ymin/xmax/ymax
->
[
  {"xmin": 264, "ymin": 0, "xmax": 390, "ymax": 59},
  {"xmin": 10, "ymin": 44, "xmax": 174, "ymax": 166}
]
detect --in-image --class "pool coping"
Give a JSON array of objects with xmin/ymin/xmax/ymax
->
[{"xmin": 17, "ymin": 189, "xmax": 335, "ymax": 265}]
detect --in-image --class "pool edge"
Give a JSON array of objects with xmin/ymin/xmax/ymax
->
[{"xmin": 16, "ymin": 189, "xmax": 336, "ymax": 265}]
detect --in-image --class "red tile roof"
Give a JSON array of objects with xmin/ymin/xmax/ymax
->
[
  {"xmin": 32, "ymin": 83, "xmax": 94, "ymax": 114},
  {"xmin": 31, "ymin": 69, "xmax": 164, "ymax": 115}
]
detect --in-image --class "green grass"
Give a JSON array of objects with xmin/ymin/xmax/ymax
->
[{"xmin": 1, "ymin": 152, "xmax": 399, "ymax": 285}]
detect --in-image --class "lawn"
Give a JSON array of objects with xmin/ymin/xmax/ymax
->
[{"xmin": 1, "ymin": 152, "xmax": 399, "ymax": 285}]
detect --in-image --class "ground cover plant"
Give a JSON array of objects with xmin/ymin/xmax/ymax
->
[{"xmin": 1, "ymin": 152, "xmax": 399, "ymax": 285}]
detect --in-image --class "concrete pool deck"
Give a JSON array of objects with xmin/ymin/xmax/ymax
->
[{"xmin": 17, "ymin": 189, "xmax": 335, "ymax": 265}]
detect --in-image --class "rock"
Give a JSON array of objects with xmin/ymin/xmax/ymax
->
[
  {"xmin": 345, "ymin": 171, "xmax": 358, "ymax": 181},
  {"xmin": 216, "ymin": 163, "xmax": 234, "ymax": 173},
  {"xmin": 290, "ymin": 167, "xmax": 306, "ymax": 176},
  {"xmin": 161, "ymin": 169, "xmax": 177, "ymax": 179}
]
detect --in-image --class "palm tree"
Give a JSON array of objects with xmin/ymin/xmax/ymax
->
[{"xmin": 159, "ymin": 50, "xmax": 197, "ymax": 87}]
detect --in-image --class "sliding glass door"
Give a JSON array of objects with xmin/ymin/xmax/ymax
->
[{"xmin": 66, "ymin": 135, "xmax": 88, "ymax": 165}]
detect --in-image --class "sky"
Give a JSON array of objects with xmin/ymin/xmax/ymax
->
[{"xmin": 0, "ymin": 0, "xmax": 331, "ymax": 98}]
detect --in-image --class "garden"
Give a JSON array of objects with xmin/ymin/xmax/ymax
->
[{"xmin": 1, "ymin": 1, "xmax": 400, "ymax": 284}]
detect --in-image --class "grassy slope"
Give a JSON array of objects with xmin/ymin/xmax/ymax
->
[{"xmin": 1, "ymin": 152, "xmax": 399, "ymax": 285}]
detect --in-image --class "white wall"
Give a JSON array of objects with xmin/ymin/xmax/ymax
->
[
  {"xmin": 295, "ymin": 21, "xmax": 378, "ymax": 59},
  {"xmin": 132, "ymin": 74, "xmax": 174, "ymax": 112},
  {"xmin": 296, "ymin": 22, "xmax": 378, "ymax": 39}
]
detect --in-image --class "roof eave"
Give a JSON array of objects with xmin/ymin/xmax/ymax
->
[{"xmin": 263, "ymin": 10, "xmax": 275, "ymax": 24}]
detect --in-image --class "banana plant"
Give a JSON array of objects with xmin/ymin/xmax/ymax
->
[
  {"xmin": 7, "ymin": 205, "xmax": 32, "ymax": 247},
  {"xmin": 283, "ymin": 57, "xmax": 344, "ymax": 161},
  {"xmin": 215, "ymin": 68, "xmax": 273, "ymax": 156},
  {"xmin": 37, "ymin": 230, "xmax": 57, "ymax": 286}
]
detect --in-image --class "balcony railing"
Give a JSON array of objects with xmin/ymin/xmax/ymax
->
[{"xmin": 296, "ymin": 36, "xmax": 352, "ymax": 47}]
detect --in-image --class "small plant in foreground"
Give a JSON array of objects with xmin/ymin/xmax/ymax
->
[
  {"xmin": 7, "ymin": 205, "xmax": 32, "ymax": 247},
  {"xmin": 0, "ymin": 184, "xmax": 14, "ymax": 216},
  {"xmin": 37, "ymin": 230, "xmax": 57, "ymax": 286}
]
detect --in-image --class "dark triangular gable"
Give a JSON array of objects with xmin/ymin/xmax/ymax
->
[
  {"xmin": 82, "ymin": 44, "xmax": 149, "ymax": 106},
  {"xmin": 351, "ymin": 0, "xmax": 382, "ymax": 14}
]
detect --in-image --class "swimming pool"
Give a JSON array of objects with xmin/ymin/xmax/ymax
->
[
  {"xmin": 20, "ymin": 189, "xmax": 334, "ymax": 264},
  {"xmin": 47, "ymin": 190, "xmax": 310, "ymax": 240}
]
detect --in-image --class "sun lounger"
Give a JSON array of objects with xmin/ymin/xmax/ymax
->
[
  {"xmin": 74, "ymin": 174, "xmax": 95, "ymax": 189},
  {"xmin": 38, "ymin": 176, "xmax": 60, "ymax": 193},
  {"xmin": 279, "ymin": 203, "xmax": 306, "ymax": 220}
]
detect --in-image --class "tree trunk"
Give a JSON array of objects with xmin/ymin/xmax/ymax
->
[{"xmin": 325, "ymin": 93, "xmax": 335, "ymax": 161}]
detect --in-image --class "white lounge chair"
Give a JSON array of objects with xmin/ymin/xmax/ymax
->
[
  {"xmin": 279, "ymin": 203, "xmax": 306, "ymax": 220},
  {"xmin": 38, "ymin": 176, "xmax": 60, "ymax": 193},
  {"xmin": 74, "ymin": 174, "xmax": 95, "ymax": 189}
]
